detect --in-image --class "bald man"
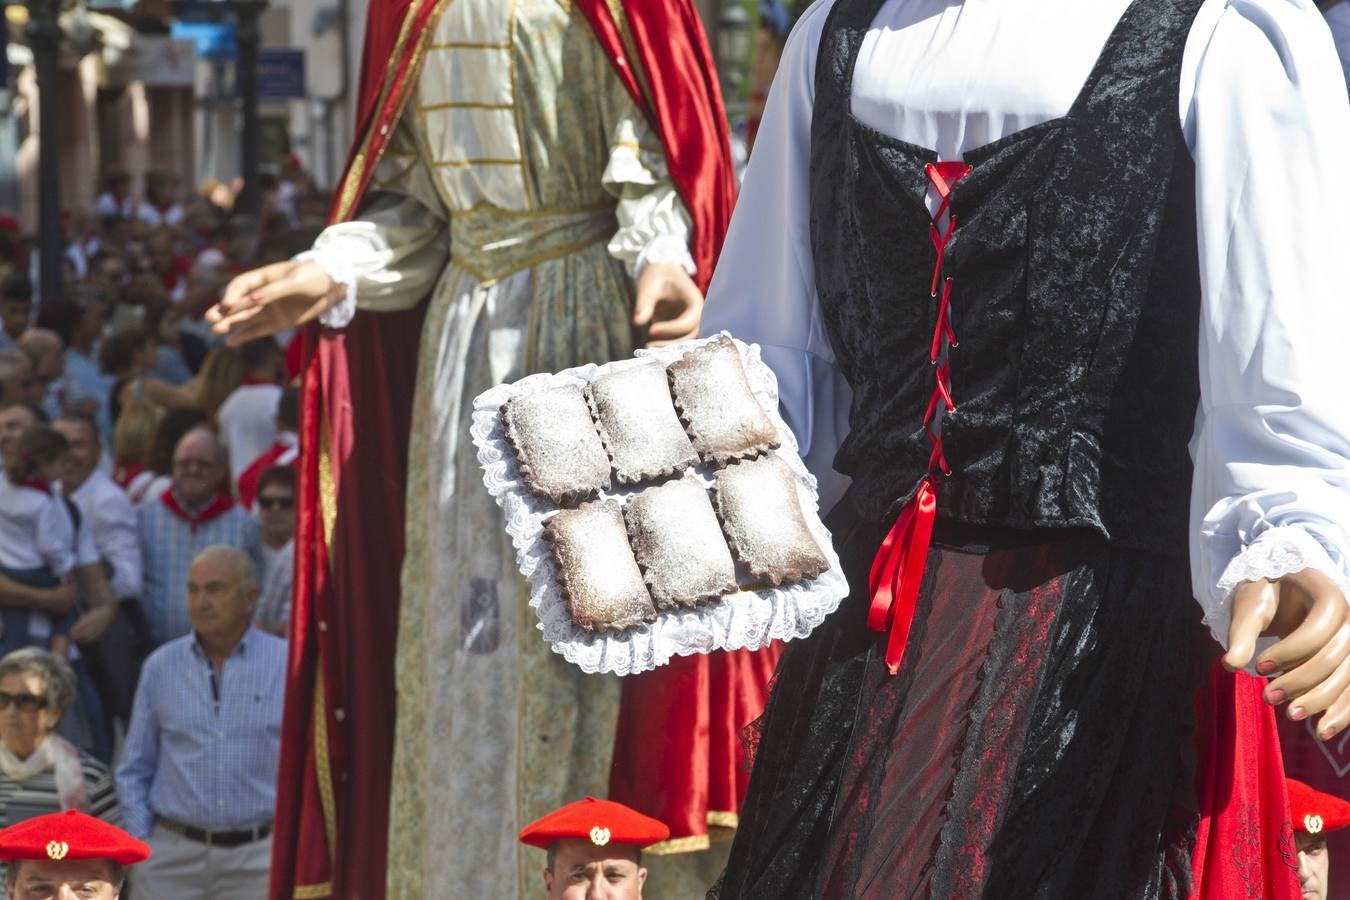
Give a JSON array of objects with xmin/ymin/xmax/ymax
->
[
  {"xmin": 115, "ymin": 545, "xmax": 286, "ymax": 900},
  {"xmin": 136, "ymin": 428, "xmax": 261, "ymax": 645}
]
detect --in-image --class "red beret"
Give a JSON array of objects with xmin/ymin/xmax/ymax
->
[
  {"xmin": 519, "ymin": 797, "xmax": 670, "ymax": 850},
  {"xmin": 0, "ymin": 811, "xmax": 150, "ymax": 865},
  {"xmin": 1288, "ymin": 778, "xmax": 1350, "ymax": 836}
]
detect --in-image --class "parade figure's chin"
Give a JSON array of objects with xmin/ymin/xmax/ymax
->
[{"xmin": 1297, "ymin": 831, "xmax": 1330, "ymax": 900}]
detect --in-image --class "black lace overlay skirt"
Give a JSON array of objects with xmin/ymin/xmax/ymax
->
[{"xmin": 711, "ymin": 496, "xmax": 1208, "ymax": 900}]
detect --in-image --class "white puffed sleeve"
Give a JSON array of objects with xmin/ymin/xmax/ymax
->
[
  {"xmin": 301, "ymin": 114, "xmax": 449, "ymax": 328},
  {"xmin": 701, "ymin": 1, "xmax": 853, "ymax": 512},
  {"xmin": 602, "ymin": 116, "xmax": 697, "ymax": 278},
  {"xmin": 1183, "ymin": 0, "xmax": 1350, "ymax": 649}
]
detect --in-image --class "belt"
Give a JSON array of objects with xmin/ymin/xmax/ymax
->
[{"xmin": 155, "ymin": 816, "xmax": 272, "ymax": 847}]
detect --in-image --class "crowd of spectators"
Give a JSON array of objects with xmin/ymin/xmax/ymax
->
[{"xmin": 0, "ymin": 165, "xmax": 325, "ymax": 894}]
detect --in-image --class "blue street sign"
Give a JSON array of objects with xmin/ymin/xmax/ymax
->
[
  {"xmin": 257, "ymin": 48, "xmax": 305, "ymax": 100},
  {"xmin": 170, "ymin": 20, "xmax": 236, "ymax": 60}
]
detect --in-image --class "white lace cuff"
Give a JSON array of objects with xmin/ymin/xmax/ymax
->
[
  {"xmin": 634, "ymin": 234, "xmax": 697, "ymax": 280},
  {"xmin": 1209, "ymin": 525, "xmax": 1350, "ymax": 653},
  {"xmin": 295, "ymin": 249, "xmax": 357, "ymax": 329}
]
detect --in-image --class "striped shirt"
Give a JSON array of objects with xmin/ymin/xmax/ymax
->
[
  {"xmin": 0, "ymin": 754, "xmax": 121, "ymax": 827},
  {"xmin": 115, "ymin": 629, "xmax": 287, "ymax": 839},
  {"xmin": 137, "ymin": 493, "xmax": 261, "ymax": 645},
  {"xmin": 0, "ymin": 753, "xmax": 122, "ymax": 881}
]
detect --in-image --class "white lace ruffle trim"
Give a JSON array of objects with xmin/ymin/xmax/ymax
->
[
  {"xmin": 469, "ymin": 332, "xmax": 851, "ymax": 676},
  {"xmin": 1209, "ymin": 525, "xmax": 1350, "ymax": 652},
  {"xmin": 296, "ymin": 249, "xmax": 358, "ymax": 329},
  {"xmin": 634, "ymin": 234, "xmax": 697, "ymax": 279}
]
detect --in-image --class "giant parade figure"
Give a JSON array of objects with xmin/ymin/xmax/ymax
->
[{"xmin": 207, "ymin": 1, "xmax": 769, "ymax": 896}]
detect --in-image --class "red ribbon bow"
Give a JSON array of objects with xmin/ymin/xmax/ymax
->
[{"xmin": 867, "ymin": 476, "xmax": 939, "ymax": 675}]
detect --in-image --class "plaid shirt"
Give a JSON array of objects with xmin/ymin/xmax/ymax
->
[
  {"xmin": 115, "ymin": 629, "xmax": 287, "ymax": 838},
  {"xmin": 137, "ymin": 491, "xmax": 262, "ymax": 645}
]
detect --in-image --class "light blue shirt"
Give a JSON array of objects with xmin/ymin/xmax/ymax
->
[
  {"xmin": 137, "ymin": 497, "xmax": 262, "ymax": 645},
  {"xmin": 62, "ymin": 348, "xmax": 114, "ymax": 443},
  {"xmin": 115, "ymin": 629, "xmax": 287, "ymax": 838}
]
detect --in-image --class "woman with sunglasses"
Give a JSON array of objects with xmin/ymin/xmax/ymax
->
[
  {"xmin": 253, "ymin": 466, "xmax": 295, "ymax": 637},
  {"xmin": 0, "ymin": 648, "xmax": 120, "ymax": 876}
]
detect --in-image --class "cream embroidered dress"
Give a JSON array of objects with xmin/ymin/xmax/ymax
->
[{"xmin": 304, "ymin": 0, "xmax": 694, "ymax": 894}]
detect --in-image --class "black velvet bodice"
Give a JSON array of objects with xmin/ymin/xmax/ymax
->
[{"xmin": 809, "ymin": 0, "xmax": 1206, "ymax": 556}]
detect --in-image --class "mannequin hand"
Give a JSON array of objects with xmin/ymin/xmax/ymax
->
[
  {"xmin": 1224, "ymin": 567, "xmax": 1350, "ymax": 740},
  {"xmin": 207, "ymin": 260, "xmax": 343, "ymax": 346},
  {"xmin": 633, "ymin": 263, "xmax": 703, "ymax": 348}
]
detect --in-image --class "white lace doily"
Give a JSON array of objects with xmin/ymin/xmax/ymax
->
[{"xmin": 471, "ymin": 332, "xmax": 850, "ymax": 675}]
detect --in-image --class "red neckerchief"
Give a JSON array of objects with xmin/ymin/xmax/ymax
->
[
  {"xmin": 241, "ymin": 375, "xmax": 277, "ymax": 387},
  {"xmin": 112, "ymin": 461, "xmax": 145, "ymax": 490},
  {"xmin": 161, "ymin": 489, "xmax": 235, "ymax": 534},
  {"xmin": 20, "ymin": 478, "xmax": 51, "ymax": 495}
]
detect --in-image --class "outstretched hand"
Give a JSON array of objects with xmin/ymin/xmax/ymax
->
[
  {"xmin": 633, "ymin": 262, "xmax": 704, "ymax": 348},
  {"xmin": 1224, "ymin": 567, "xmax": 1350, "ymax": 740},
  {"xmin": 207, "ymin": 259, "xmax": 343, "ymax": 346}
]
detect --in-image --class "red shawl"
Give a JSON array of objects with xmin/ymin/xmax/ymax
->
[{"xmin": 270, "ymin": 3, "xmax": 734, "ymax": 897}]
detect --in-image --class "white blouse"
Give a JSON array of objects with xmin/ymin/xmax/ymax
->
[{"xmin": 701, "ymin": 0, "xmax": 1350, "ymax": 649}]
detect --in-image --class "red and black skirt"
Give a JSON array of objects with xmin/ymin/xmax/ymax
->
[{"xmin": 711, "ymin": 497, "xmax": 1299, "ymax": 900}]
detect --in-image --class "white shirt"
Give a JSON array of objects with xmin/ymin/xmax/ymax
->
[
  {"xmin": 134, "ymin": 202, "xmax": 184, "ymax": 230},
  {"xmin": 95, "ymin": 192, "xmax": 135, "ymax": 220},
  {"xmin": 0, "ymin": 479, "xmax": 74, "ymax": 576},
  {"xmin": 69, "ymin": 468, "xmax": 143, "ymax": 600},
  {"xmin": 216, "ymin": 383, "xmax": 283, "ymax": 483},
  {"xmin": 702, "ymin": 0, "xmax": 1350, "ymax": 650}
]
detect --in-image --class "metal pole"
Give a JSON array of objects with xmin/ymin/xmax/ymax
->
[
  {"xmin": 27, "ymin": 0, "xmax": 62, "ymax": 301},
  {"xmin": 233, "ymin": 0, "xmax": 265, "ymax": 215},
  {"xmin": 0, "ymin": 3, "xmax": 17, "ymax": 215}
]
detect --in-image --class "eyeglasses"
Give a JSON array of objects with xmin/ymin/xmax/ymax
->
[
  {"xmin": 173, "ymin": 458, "xmax": 216, "ymax": 471},
  {"xmin": 0, "ymin": 691, "xmax": 47, "ymax": 712},
  {"xmin": 257, "ymin": 496, "xmax": 294, "ymax": 511}
]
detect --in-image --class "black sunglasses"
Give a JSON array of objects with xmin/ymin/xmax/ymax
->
[
  {"xmin": 0, "ymin": 692, "xmax": 47, "ymax": 712},
  {"xmin": 257, "ymin": 496, "xmax": 294, "ymax": 511}
]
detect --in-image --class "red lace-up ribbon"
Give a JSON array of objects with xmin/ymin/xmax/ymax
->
[{"xmin": 867, "ymin": 160, "xmax": 971, "ymax": 675}]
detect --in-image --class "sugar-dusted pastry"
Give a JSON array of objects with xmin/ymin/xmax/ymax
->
[
  {"xmin": 543, "ymin": 501, "xmax": 656, "ymax": 632},
  {"xmin": 623, "ymin": 477, "xmax": 738, "ymax": 609},
  {"xmin": 713, "ymin": 456, "xmax": 831, "ymax": 586},
  {"xmin": 668, "ymin": 336, "xmax": 780, "ymax": 465},
  {"xmin": 502, "ymin": 385, "xmax": 611, "ymax": 505},
  {"xmin": 586, "ymin": 362, "xmax": 698, "ymax": 484}
]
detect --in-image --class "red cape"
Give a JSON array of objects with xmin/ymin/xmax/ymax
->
[{"xmin": 269, "ymin": 2, "xmax": 735, "ymax": 897}]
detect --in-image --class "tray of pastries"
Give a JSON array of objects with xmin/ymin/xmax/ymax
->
[{"xmin": 471, "ymin": 332, "xmax": 849, "ymax": 676}]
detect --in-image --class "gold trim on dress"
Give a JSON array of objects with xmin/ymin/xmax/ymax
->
[
  {"xmin": 432, "ymin": 157, "xmax": 525, "ymax": 168},
  {"xmin": 645, "ymin": 834, "xmax": 710, "ymax": 856},
  {"xmin": 419, "ymin": 100, "xmax": 516, "ymax": 112},
  {"xmin": 644, "ymin": 811, "xmax": 740, "ymax": 856},
  {"xmin": 292, "ymin": 882, "xmax": 333, "ymax": 899},
  {"xmin": 610, "ymin": 138, "xmax": 666, "ymax": 157},
  {"xmin": 450, "ymin": 229, "xmax": 609, "ymax": 286},
  {"xmin": 427, "ymin": 40, "xmax": 511, "ymax": 49},
  {"xmin": 450, "ymin": 200, "xmax": 611, "ymax": 218},
  {"xmin": 312, "ymin": 665, "xmax": 339, "ymax": 861},
  {"xmin": 603, "ymin": 0, "xmax": 653, "ymax": 111},
  {"xmin": 374, "ymin": 158, "xmax": 419, "ymax": 190},
  {"xmin": 506, "ymin": 0, "xmax": 531, "ymax": 210},
  {"xmin": 334, "ymin": 0, "xmax": 456, "ymax": 222},
  {"xmin": 706, "ymin": 810, "xmax": 740, "ymax": 830}
]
